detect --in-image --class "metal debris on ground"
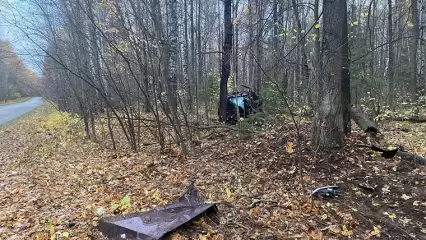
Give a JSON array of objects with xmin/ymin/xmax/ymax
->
[
  {"xmin": 312, "ymin": 185, "xmax": 341, "ymax": 199},
  {"xmin": 98, "ymin": 181, "xmax": 217, "ymax": 240}
]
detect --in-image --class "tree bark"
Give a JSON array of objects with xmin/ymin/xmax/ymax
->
[
  {"xmin": 312, "ymin": 0, "xmax": 347, "ymax": 148},
  {"xmin": 219, "ymin": 0, "xmax": 233, "ymax": 122},
  {"xmin": 387, "ymin": 0, "xmax": 395, "ymax": 108},
  {"xmin": 291, "ymin": 0, "xmax": 310, "ymax": 106},
  {"xmin": 167, "ymin": 0, "xmax": 179, "ymax": 113},
  {"xmin": 410, "ymin": 0, "xmax": 420, "ymax": 112},
  {"xmin": 341, "ymin": 0, "xmax": 351, "ymax": 135}
]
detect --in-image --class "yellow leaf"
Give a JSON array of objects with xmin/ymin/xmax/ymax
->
[
  {"xmin": 353, "ymin": 21, "xmax": 359, "ymax": 26},
  {"xmin": 212, "ymin": 234, "xmax": 225, "ymax": 240},
  {"xmin": 364, "ymin": 11, "xmax": 369, "ymax": 17},
  {"xmin": 249, "ymin": 207, "xmax": 259, "ymax": 217},
  {"xmin": 152, "ymin": 189, "xmax": 160, "ymax": 200},
  {"xmin": 225, "ymin": 187, "xmax": 232, "ymax": 199},
  {"xmin": 199, "ymin": 235, "xmax": 209, "ymax": 240},
  {"xmin": 314, "ymin": 23, "xmax": 320, "ymax": 29},
  {"xmin": 341, "ymin": 225, "xmax": 353, "ymax": 237},
  {"xmin": 62, "ymin": 232, "xmax": 70, "ymax": 238},
  {"xmin": 309, "ymin": 230, "xmax": 323, "ymax": 239},
  {"xmin": 286, "ymin": 142, "xmax": 294, "ymax": 153},
  {"xmin": 171, "ymin": 232, "xmax": 183, "ymax": 240},
  {"xmin": 293, "ymin": 28, "xmax": 298, "ymax": 33},
  {"xmin": 389, "ymin": 213, "xmax": 396, "ymax": 221},
  {"xmin": 370, "ymin": 226, "xmax": 381, "ymax": 237},
  {"xmin": 328, "ymin": 226, "xmax": 341, "ymax": 234},
  {"xmin": 48, "ymin": 220, "xmax": 55, "ymax": 237}
]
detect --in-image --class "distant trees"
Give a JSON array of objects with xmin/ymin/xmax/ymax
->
[{"xmin": 0, "ymin": 41, "xmax": 37, "ymax": 101}]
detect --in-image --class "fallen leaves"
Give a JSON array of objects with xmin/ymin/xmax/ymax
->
[
  {"xmin": 225, "ymin": 187, "xmax": 232, "ymax": 200},
  {"xmin": 401, "ymin": 194, "xmax": 412, "ymax": 200},
  {"xmin": 366, "ymin": 226, "xmax": 381, "ymax": 239},
  {"xmin": 286, "ymin": 142, "xmax": 294, "ymax": 153},
  {"xmin": 112, "ymin": 195, "xmax": 131, "ymax": 213},
  {"xmin": 384, "ymin": 212, "xmax": 397, "ymax": 221},
  {"xmin": 1, "ymin": 105, "xmax": 426, "ymax": 239}
]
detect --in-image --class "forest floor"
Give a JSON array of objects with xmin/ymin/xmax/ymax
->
[{"xmin": 0, "ymin": 104, "xmax": 425, "ymax": 240}]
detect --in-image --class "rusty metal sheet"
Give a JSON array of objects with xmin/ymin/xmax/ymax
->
[{"xmin": 98, "ymin": 181, "xmax": 217, "ymax": 240}]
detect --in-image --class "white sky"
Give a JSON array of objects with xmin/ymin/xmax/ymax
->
[{"xmin": 0, "ymin": 0, "xmax": 44, "ymax": 76}]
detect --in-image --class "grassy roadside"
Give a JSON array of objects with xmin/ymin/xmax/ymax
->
[{"xmin": 0, "ymin": 97, "xmax": 31, "ymax": 106}]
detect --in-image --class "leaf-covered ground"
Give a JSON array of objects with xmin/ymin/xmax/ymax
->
[{"xmin": 0, "ymin": 105, "xmax": 425, "ymax": 240}]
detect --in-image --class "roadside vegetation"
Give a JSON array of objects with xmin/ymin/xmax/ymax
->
[
  {"xmin": 0, "ymin": 0, "xmax": 425, "ymax": 239},
  {"xmin": 0, "ymin": 103, "xmax": 425, "ymax": 239}
]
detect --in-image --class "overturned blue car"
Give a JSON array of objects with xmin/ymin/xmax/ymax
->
[{"xmin": 220, "ymin": 86, "xmax": 263, "ymax": 124}]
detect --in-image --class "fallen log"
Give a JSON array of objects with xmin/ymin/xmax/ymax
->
[
  {"xmin": 357, "ymin": 144, "xmax": 426, "ymax": 165},
  {"xmin": 350, "ymin": 107, "xmax": 380, "ymax": 133},
  {"xmin": 390, "ymin": 116, "xmax": 426, "ymax": 123},
  {"xmin": 396, "ymin": 151, "xmax": 426, "ymax": 165}
]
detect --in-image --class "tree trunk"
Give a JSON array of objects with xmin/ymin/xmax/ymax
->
[
  {"xmin": 312, "ymin": 0, "xmax": 347, "ymax": 148},
  {"xmin": 292, "ymin": 0, "xmax": 310, "ymax": 106},
  {"xmin": 183, "ymin": 0, "xmax": 192, "ymax": 112},
  {"xmin": 313, "ymin": 0, "xmax": 321, "ymax": 105},
  {"xmin": 254, "ymin": 0, "xmax": 263, "ymax": 95},
  {"xmin": 248, "ymin": 0, "xmax": 254, "ymax": 88},
  {"xmin": 167, "ymin": 0, "xmax": 179, "ymax": 114},
  {"xmin": 410, "ymin": 0, "xmax": 419, "ymax": 112},
  {"xmin": 218, "ymin": 0, "xmax": 233, "ymax": 122},
  {"xmin": 387, "ymin": 0, "xmax": 395, "ymax": 108},
  {"xmin": 233, "ymin": 0, "xmax": 240, "ymax": 87},
  {"xmin": 341, "ymin": 0, "xmax": 351, "ymax": 135}
]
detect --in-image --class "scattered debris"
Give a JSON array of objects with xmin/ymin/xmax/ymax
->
[
  {"xmin": 369, "ymin": 145, "xmax": 401, "ymax": 159},
  {"xmin": 2, "ymin": 105, "xmax": 426, "ymax": 239},
  {"xmin": 358, "ymin": 183, "xmax": 377, "ymax": 192},
  {"xmin": 312, "ymin": 186, "xmax": 341, "ymax": 199},
  {"xmin": 357, "ymin": 143, "xmax": 426, "ymax": 164},
  {"xmin": 98, "ymin": 181, "xmax": 217, "ymax": 240}
]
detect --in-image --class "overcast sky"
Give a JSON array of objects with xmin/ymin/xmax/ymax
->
[{"xmin": 0, "ymin": 0, "xmax": 44, "ymax": 76}]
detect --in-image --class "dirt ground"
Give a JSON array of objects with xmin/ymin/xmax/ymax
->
[{"xmin": 0, "ymin": 105, "xmax": 425, "ymax": 240}]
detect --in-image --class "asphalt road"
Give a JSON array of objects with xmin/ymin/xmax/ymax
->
[{"xmin": 0, "ymin": 97, "xmax": 43, "ymax": 126}]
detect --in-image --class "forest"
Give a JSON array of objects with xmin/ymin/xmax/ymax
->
[
  {"xmin": 1, "ymin": 0, "xmax": 424, "ymax": 152},
  {"xmin": 0, "ymin": 40, "xmax": 37, "ymax": 102},
  {"xmin": 0, "ymin": 0, "xmax": 426, "ymax": 239}
]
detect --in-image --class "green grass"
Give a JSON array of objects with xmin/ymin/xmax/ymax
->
[{"xmin": 0, "ymin": 97, "xmax": 31, "ymax": 106}]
